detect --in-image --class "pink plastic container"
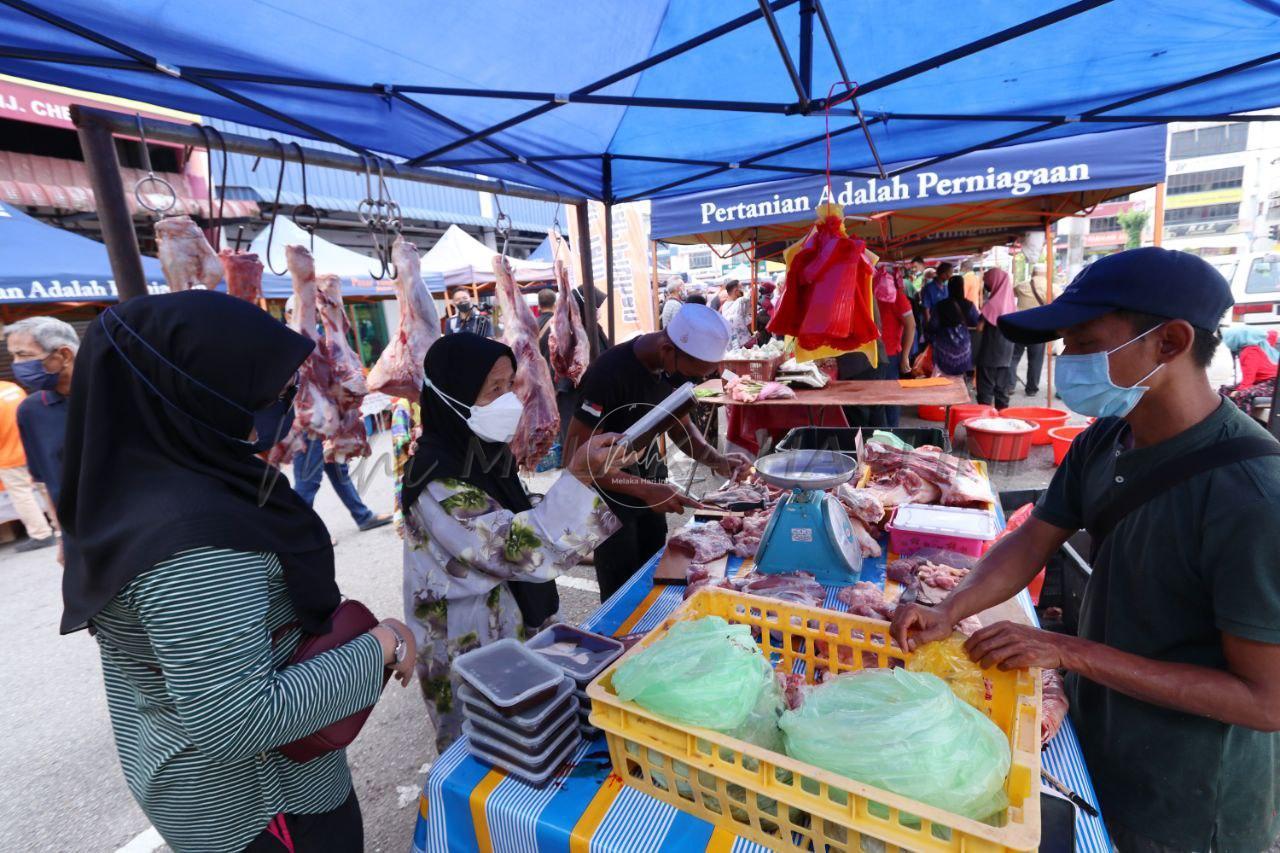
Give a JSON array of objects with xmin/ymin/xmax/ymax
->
[{"xmin": 886, "ymin": 503, "xmax": 998, "ymax": 558}]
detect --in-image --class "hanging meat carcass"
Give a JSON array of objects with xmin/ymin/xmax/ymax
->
[
  {"xmin": 218, "ymin": 249, "xmax": 264, "ymax": 302},
  {"xmin": 547, "ymin": 232, "xmax": 590, "ymax": 386},
  {"xmin": 366, "ymin": 236, "xmax": 441, "ymax": 401},
  {"xmin": 155, "ymin": 216, "xmax": 224, "ymax": 292},
  {"xmin": 316, "ymin": 272, "xmax": 370, "ymax": 462},
  {"xmin": 264, "ymin": 244, "xmax": 340, "ymax": 467},
  {"xmin": 493, "ymin": 254, "xmax": 559, "ymax": 470}
]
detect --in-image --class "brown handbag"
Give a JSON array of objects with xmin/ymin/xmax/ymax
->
[{"xmin": 277, "ymin": 599, "xmax": 392, "ymax": 763}]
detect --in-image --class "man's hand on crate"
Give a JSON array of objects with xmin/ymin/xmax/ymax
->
[{"xmin": 963, "ymin": 621, "xmax": 1071, "ymax": 671}]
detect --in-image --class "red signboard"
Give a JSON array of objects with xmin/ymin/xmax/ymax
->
[
  {"xmin": 1085, "ymin": 231, "xmax": 1126, "ymax": 248},
  {"xmin": 0, "ymin": 79, "xmax": 178, "ymax": 135}
]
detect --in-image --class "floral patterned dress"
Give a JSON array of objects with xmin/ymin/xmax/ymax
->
[{"xmin": 402, "ymin": 474, "xmax": 620, "ymax": 752}]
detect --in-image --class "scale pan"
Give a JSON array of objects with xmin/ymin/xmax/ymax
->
[{"xmin": 753, "ymin": 449, "xmax": 858, "ymax": 491}]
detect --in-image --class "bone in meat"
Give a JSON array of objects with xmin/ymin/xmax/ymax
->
[
  {"xmin": 667, "ymin": 523, "xmax": 734, "ymax": 564},
  {"xmin": 316, "ymin": 272, "xmax": 370, "ymax": 462},
  {"xmin": 548, "ymin": 251, "xmax": 590, "ymax": 386},
  {"xmin": 834, "ymin": 483, "xmax": 885, "ymax": 525},
  {"xmin": 849, "ymin": 517, "xmax": 882, "ymax": 558},
  {"xmin": 367, "ymin": 237, "xmax": 442, "ymax": 402},
  {"xmin": 265, "ymin": 245, "xmax": 339, "ymax": 466},
  {"xmin": 156, "ymin": 216, "xmax": 223, "ymax": 292},
  {"xmin": 493, "ymin": 255, "xmax": 559, "ymax": 470},
  {"xmin": 863, "ymin": 441, "xmax": 990, "ymax": 508},
  {"xmin": 218, "ymin": 249, "xmax": 263, "ymax": 302},
  {"xmin": 1042, "ymin": 670, "xmax": 1069, "ymax": 744}
]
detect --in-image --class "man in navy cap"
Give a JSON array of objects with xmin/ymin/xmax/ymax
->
[{"xmin": 894, "ymin": 248, "xmax": 1280, "ymax": 852}]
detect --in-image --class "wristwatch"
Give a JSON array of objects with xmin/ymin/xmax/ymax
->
[{"xmin": 382, "ymin": 622, "xmax": 407, "ymax": 666}]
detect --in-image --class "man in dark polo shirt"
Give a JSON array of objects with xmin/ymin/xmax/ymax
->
[
  {"xmin": 5, "ymin": 316, "xmax": 79, "ymax": 508},
  {"xmin": 893, "ymin": 248, "xmax": 1280, "ymax": 852},
  {"xmin": 564, "ymin": 303, "xmax": 751, "ymax": 601}
]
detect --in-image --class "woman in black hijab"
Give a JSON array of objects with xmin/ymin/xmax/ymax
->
[
  {"xmin": 926, "ymin": 275, "xmax": 982, "ymax": 377},
  {"xmin": 61, "ymin": 290, "xmax": 414, "ymax": 853},
  {"xmin": 400, "ymin": 333, "xmax": 629, "ymax": 752}
]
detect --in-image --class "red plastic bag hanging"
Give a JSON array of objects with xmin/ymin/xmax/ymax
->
[{"xmin": 767, "ymin": 214, "xmax": 878, "ymax": 352}]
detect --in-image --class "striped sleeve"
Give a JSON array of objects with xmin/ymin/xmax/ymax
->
[{"xmin": 123, "ymin": 548, "xmax": 385, "ymax": 763}]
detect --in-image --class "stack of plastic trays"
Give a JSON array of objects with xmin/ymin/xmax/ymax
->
[
  {"xmin": 453, "ymin": 638, "xmax": 581, "ymax": 785},
  {"xmin": 526, "ymin": 624, "xmax": 624, "ymax": 738}
]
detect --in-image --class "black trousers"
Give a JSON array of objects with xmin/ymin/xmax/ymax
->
[
  {"xmin": 594, "ymin": 510, "xmax": 668, "ymax": 602},
  {"xmin": 1005, "ymin": 342, "xmax": 1046, "ymax": 395},
  {"xmin": 976, "ymin": 365, "xmax": 1011, "ymax": 409},
  {"xmin": 244, "ymin": 788, "xmax": 362, "ymax": 853}
]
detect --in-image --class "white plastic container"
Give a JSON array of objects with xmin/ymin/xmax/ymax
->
[
  {"xmin": 464, "ymin": 715, "xmax": 582, "ymax": 786},
  {"xmin": 886, "ymin": 503, "xmax": 998, "ymax": 557}
]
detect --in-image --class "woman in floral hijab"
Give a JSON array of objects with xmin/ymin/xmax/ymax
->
[{"xmin": 400, "ymin": 333, "xmax": 626, "ymax": 752}]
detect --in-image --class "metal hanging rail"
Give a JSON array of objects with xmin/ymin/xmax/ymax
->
[{"xmin": 71, "ymin": 107, "xmax": 586, "ymax": 206}]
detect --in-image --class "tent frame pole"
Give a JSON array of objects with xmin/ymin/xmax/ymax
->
[
  {"xmin": 71, "ymin": 105, "xmax": 147, "ymax": 301},
  {"xmin": 1044, "ymin": 217, "xmax": 1055, "ymax": 407},
  {"xmin": 574, "ymin": 203, "xmax": 601, "ymax": 360},
  {"xmin": 798, "ymin": 0, "xmax": 814, "ymax": 100},
  {"xmin": 757, "ymin": 0, "xmax": 809, "ymax": 110},
  {"xmin": 811, "ymin": 0, "xmax": 885, "ymax": 178},
  {"xmin": 602, "ymin": 155, "xmax": 616, "ymax": 346}
]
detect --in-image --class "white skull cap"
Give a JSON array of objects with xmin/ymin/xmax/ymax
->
[{"xmin": 666, "ymin": 302, "xmax": 730, "ymax": 363}]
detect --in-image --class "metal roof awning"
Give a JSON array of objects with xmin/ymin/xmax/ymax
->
[{"xmin": 0, "ymin": 149, "xmax": 258, "ymax": 218}]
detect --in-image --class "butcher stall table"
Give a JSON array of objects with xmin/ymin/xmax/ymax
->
[
  {"xmin": 412, "ymin": 540, "xmax": 1110, "ymax": 853},
  {"xmin": 696, "ymin": 375, "xmax": 971, "ymax": 454}
]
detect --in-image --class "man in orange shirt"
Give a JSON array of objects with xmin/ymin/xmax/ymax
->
[{"xmin": 0, "ymin": 379, "xmax": 55, "ymax": 551}]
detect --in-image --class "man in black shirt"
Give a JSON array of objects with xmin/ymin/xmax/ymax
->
[
  {"xmin": 565, "ymin": 303, "xmax": 751, "ymax": 600},
  {"xmin": 445, "ymin": 288, "xmax": 492, "ymax": 337}
]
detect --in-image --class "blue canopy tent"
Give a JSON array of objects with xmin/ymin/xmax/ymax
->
[
  {"xmin": 0, "ymin": 0, "xmax": 1276, "ymax": 204},
  {"xmin": 650, "ymin": 123, "xmax": 1168, "ymax": 257},
  {"xmin": 0, "ymin": 201, "xmax": 308, "ymax": 304}
]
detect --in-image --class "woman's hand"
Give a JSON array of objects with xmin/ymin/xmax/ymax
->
[
  {"xmin": 371, "ymin": 619, "xmax": 416, "ymax": 687},
  {"xmin": 568, "ymin": 433, "xmax": 639, "ymax": 484}
]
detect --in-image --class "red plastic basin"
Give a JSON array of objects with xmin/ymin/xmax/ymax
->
[
  {"xmin": 917, "ymin": 404, "xmax": 947, "ymax": 422},
  {"xmin": 1048, "ymin": 424, "xmax": 1088, "ymax": 466},
  {"xmin": 947, "ymin": 403, "xmax": 997, "ymax": 443},
  {"xmin": 963, "ymin": 417, "xmax": 1036, "ymax": 461},
  {"xmin": 998, "ymin": 406, "xmax": 1069, "ymax": 446}
]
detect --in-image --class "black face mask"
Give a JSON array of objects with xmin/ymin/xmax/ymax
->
[
  {"xmin": 661, "ymin": 347, "xmax": 709, "ymax": 386},
  {"xmin": 457, "ymin": 301, "xmax": 473, "ymax": 314}
]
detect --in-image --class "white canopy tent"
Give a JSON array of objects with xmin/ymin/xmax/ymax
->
[
  {"xmin": 421, "ymin": 225, "xmax": 554, "ymax": 288},
  {"xmin": 249, "ymin": 217, "xmax": 446, "ymax": 293}
]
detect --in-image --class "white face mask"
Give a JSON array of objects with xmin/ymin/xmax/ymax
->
[{"xmin": 428, "ymin": 381, "xmax": 524, "ymax": 443}]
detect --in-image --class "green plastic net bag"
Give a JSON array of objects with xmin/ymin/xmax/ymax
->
[
  {"xmin": 778, "ymin": 669, "xmax": 1011, "ymax": 821},
  {"xmin": 612, "ymin": 616, "xmax": 774, "ymax": 732}
]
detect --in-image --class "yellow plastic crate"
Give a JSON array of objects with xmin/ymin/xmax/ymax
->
[{"xmin": 586, "ymin": 587, "xmax": 1041, "ymax": 852}]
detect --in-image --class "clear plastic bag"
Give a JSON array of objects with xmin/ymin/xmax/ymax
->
[
  {"xmin": 779, "ymin": 669, "xmax": 1011, "ymax": 821},
  {"xmin": 612, "ymin": 616, "xmax": 774, "ymax": 732},
  {"xmin": 906, "ymin": 635, "xmax": 990, "ymax": 709}
]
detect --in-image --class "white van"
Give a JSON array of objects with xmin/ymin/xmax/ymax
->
[{"xmin": 1224, "ymin": 252, "xmax": 1280, "ymax": 329}]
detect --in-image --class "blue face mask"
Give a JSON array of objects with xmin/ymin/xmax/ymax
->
[
  {"xmin": 1055, "ymin": 326, "xmax": 1164, "ymax": 418},
  {"xmin": 100, "ymin": 309, "xmax": 298, "ymax": 454},
  {"xmin": 12, "ymin": 357, "xmax": 62, "ymax": 391}
]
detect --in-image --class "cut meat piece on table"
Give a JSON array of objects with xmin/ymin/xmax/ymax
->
[
  {"xmin": 548, "ymin": 242, "xmax": 590, "ymax": 385},
  {"xmin": 493, "ymin": 255, "xmax": 559, "ymax": 471},
  {"xmin": 848, "ymin": 517, "xmax": 882, "ymax": 558},
  {"xmin": 265, "ymin": 245, "xmax": 339, "ymax": 467},
  {"xmin": 862, "ymin": 441, "xmax": 990, "ymax": 507},
  {"xmin": 218, "ymin": 249, "xmax": 263, "ymax": 302},
  {"xmin": 916, "ymin": 561, "xmax": 968, "ymax": 591},
  {"xmin": 316, "ymin": 272, "xmax": 370, "ymax": 463},
  {"xmin": 723, "ymin": 370, "xmax": 795, "ymax": 403},
  {"xmin": 776, "ymin": 671, "xmax": 806, "ymax": 710},
  {"xmin": 667, "ymin": 523, "xmax": 734, "ymax": 564},
  {"xmin": 367, "ymin": 236, "xmax": 442, "ymax": 402},
  {"xmin": 156, "ymin": 216, "xmax": 223, "ymax": 292},
  {"xmin": 837, "ymin": 581, "xmax": 896, "ymax": 620},
  {"xmin": 701, "ymin": 480, "xmax": 771, "ymax": 509},
  {"xmin": 730, "ymin": 513, "xmax": 769, "ymax": 558},
  {"xmin": 731, "ymin": 571, "xmax": 824, "ymax": 608},
  {"xmin": 834, "ymin": 484, "xmax": 885, "ymax": 525},
  {"xmin": 862, "ymin": 468, "xmax": 941, "ymax": 507}
]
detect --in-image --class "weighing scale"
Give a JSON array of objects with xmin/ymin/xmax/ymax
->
[{"xmin": 752, "ymin": 449, "xmax": 864, "ymax": 586}]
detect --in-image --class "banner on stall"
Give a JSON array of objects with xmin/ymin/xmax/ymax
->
[
  {"xmin": 650, "ymin": 125, "xmax": 1168, "ymax": 241},
  {"xmin": 568, "ymin": 200, "xmax": 656, "ymax": 338}
]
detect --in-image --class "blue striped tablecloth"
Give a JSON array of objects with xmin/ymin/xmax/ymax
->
[{"xmin": 414, "ymin": 545, "xmax": 1110, "ymax": 853}]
